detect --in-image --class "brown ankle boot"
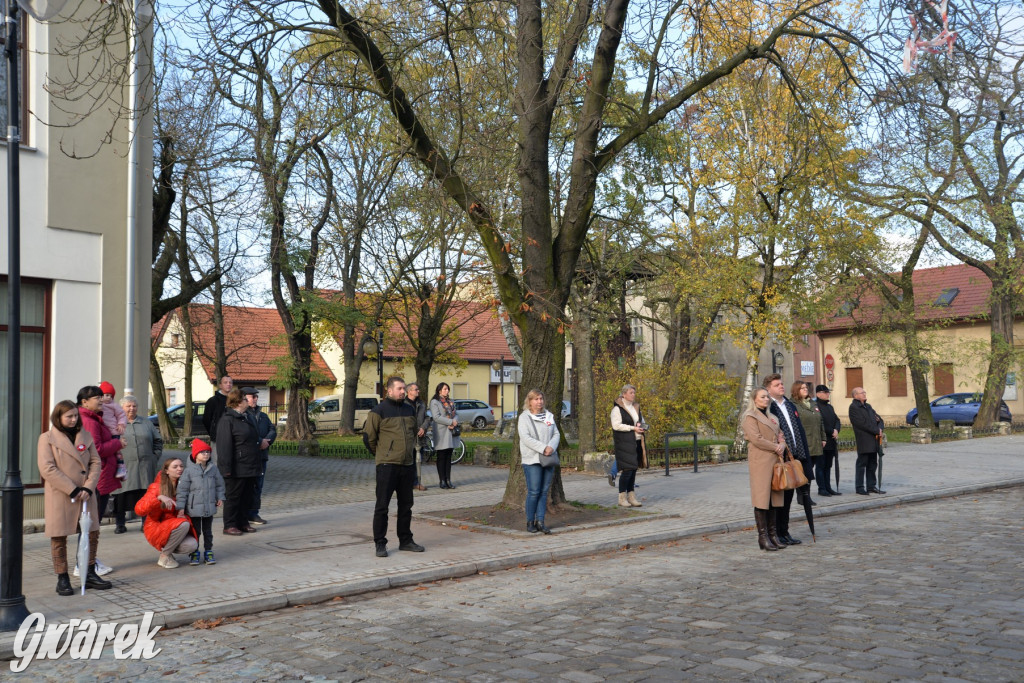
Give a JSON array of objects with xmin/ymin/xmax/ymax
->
[{"xmin": 618, "ymin": 492, "xmax": 630, "ymax": 507}]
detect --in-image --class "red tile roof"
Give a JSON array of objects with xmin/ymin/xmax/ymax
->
[
  {"xmin": 360, "ymin": 300, "xmax": 517, "ymax": 363},
  {"xmin": 152, "ymin": 305, "xmax": 337, "ymax": 384},
  {"xmin": 817, "ymin": 263, "xmax": 995, "ymax": 333}
]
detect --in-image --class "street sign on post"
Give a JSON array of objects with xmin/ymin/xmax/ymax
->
[{"xmin": 824, "ymin": 354, "xmax": 835, "ymax": 370}]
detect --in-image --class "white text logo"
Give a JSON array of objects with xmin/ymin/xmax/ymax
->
[{"xmin": 11, "ymin": 612, "xmax": 162, "ymax": 672}]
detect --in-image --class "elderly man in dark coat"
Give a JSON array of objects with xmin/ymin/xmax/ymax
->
[
  {"xmin": 814, "ymin": 385, "xmax": 842, "ymax": 496},
  {"xmin": 849, "ymin": 387, "xmax": 885, "ymax": 495}
]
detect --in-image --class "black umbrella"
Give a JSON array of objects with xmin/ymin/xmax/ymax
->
[
  {"xmin": 876, "ymin": 434, "xmax": 885, "ymax": 488},
  {"xmin": 799, "ymin": 485, "xmax": 816, "ymax": 542},
  {"xmin": 834, "ymin": 451, "xmax": 841, "ymax": 491}
]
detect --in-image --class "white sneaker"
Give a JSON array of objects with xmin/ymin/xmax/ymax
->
[
  {"xmin": 72, "ymin": 565, "xmax": 80, "ymax": 578},
  {"xmin": 157, "ymin": 554, "xmax": 178, "ymax": 569},
  {"xmin": 95, "ymin": 559, "xmax": 114, "ymax": 576}
]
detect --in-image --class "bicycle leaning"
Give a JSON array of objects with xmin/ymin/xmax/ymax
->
[{"xmin": 420, "ymin": 434, "xmax": 466, "ymax": 465}]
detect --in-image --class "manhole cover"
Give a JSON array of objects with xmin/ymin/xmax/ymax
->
[{"xmin": 266, "ymin": 532, "xmax": 372, "ymax": 553}]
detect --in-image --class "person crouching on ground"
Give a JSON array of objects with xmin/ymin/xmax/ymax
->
[
  {"xmin": 364, "ymin": 376, "xmax": 424, "ymax": 558},
  {"xmin": 135, "ymin": 458, "xmax": 199, "ymax": 569},
  {"xmin": 741, "ymin": 388, "xmax": 786, "ymax": 552},
  {"xmin": 517, "ymin": 389, "xmax": 561, "ymax": 534},
  {"xmin": 37, "ymin": 400, "xmax": 112, "ymax": 595},
  {"xmin": 177, "ymin": 439, "xmax": 225, "ymax": 566}
]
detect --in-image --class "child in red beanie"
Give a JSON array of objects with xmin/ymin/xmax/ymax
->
[
  {"xmin": 99, "ymin": 381, "xmax": 127, "ymax": 436},
  {"xmin": 99, "ymin": 381, "xmax": 128, "ymax": 481},
  {"xmin": 176, "ymin": 439, "xmax": 225, "ymax": 565}
]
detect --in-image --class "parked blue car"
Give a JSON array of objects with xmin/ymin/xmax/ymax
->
[{"xmin": 906, "ymin": 392, "xmax": 1012, "ymax": 426}]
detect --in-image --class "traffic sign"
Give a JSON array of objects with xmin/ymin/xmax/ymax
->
[
  {"xmin": 826, "ymin": 369, "xmax": 835, "ymax": 382},
  {"xmin": 824, "ymin": 354, "xmax": 835, "ymax": 370}
]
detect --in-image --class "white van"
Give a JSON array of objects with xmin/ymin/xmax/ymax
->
[{"xmin": 308, "ymin": 394, "xmax": 380, "ymax": 431}]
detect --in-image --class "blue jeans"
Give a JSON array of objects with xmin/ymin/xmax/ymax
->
[
  {"xmin": 609, "ymin": 460, "xmax": 618, "ymax": 478},
  {"xmin": 523, "ymin": 463, "xmax": 555, "ymax": 523}
]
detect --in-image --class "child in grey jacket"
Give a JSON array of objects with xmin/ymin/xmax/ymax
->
[{"xmin": 177, "ymin": 439, "xmax": 225, "ymax": 565}]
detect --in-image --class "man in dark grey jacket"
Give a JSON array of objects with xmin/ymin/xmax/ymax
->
[
  {"xmin": 405, "ymin": 383, "xmax": 432, "ymax": 491},
  {"xmin": 242, "ymin": 387, "xmax": 277, "ymax": 525},
  {"xmin": 364, "ymin": 377, "xmax": 424, "ymax": 558},
  {"xmin": 849, "ymin": 387, "xmax": 885, "ymax": 495}
]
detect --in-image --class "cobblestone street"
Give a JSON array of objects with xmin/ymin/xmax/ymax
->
[{"xmin": 18, "ymin": 486, "xmax": 1024, "ymax": 681}]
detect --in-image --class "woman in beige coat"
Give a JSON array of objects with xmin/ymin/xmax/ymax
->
[
  {"xmin": 37, "ymin": 400, "xmax": 112, "ymax": 595},
  {"xmin": 741, "ymin": 388, "xmax": 787, "ymax": 552}
]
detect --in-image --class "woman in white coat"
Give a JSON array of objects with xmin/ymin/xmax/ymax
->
[{"xmin": 517, "ymin": 389, "xmax": 561, "ymax": 534}]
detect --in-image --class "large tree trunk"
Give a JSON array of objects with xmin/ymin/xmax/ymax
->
[
  {"xmin": 182, "ymin": 305, "xmax": 195, "ymax": 438},
  {"xmin": 501, "ymin": 317, "xmax": 567, "ymax": 508},
  {"xmin": 573, "ymin": 311, "xmax": 597, "ymax": 453},
  {"xmin": 149, "ymin": 351, "xmax": 177, "ymax": 441},
  {"xmin": 976, "ymin": 288, "xmax": 1016, "ymax": 426},
  {"xmin": 902, "ymin": 322, "xmax": 935, "ymax": 429},
  {"xmin": 338, "ymin": 323, "xmax": 366, "ymax": 435},
  {"xmin": 212, "ymin": 279, "xmax": 227, "ymax": 381},
  {"xmin": 733, "ymin": 333, "xmax": 763, "ymax": 452}
]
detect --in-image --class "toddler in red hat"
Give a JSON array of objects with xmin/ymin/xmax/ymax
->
[
  {"xmin": 99, "ymin": 381, "xmax": 128, "ymax": 481},
  {"xmin": 99, "ymin": 381, "xmax": 127, "ymax": 436}
]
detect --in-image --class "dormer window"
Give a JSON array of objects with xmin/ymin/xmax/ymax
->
[{"xmin": 933, "ymin": 288, "xmax": 959, "ymax": 307}]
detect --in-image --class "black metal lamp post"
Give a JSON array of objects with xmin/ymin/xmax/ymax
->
[{"xmin": 1, "ymin": 0, "xmax": 31, "ymax": 632}]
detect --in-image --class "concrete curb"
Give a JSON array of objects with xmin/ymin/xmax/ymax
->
[{"xmin": 2, "ymin": 476, "xmax": 1022, "ymax": 660}]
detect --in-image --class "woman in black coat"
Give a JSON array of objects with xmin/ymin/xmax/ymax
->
[{"xmin": 216, "ymin": 389, "xmax": 262, "ymax": 535}]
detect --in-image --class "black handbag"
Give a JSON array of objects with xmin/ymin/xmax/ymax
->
[{"xmin": 452, "ymin": 424, "xmax": 462, "ymax": 437}]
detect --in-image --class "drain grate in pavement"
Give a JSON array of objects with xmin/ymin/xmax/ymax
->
[{"xmin": 264, "ymin": 532, "xmax": 373, "ymax": 553}]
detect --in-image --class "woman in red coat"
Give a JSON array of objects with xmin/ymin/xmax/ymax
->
[
  {"xmin": 135, "ymin": 458, "xmax": 198, "ymax": 569},
  {"xmin": 76, "ymin": 385, "xmax": 122, "ymax": 576}
]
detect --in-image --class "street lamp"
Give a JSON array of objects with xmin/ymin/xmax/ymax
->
[
  {"xmin": 361, "ymin": 322, "xmax": 384, "ymax": 397},
  {"xmin": 2, "ymin": 0, "xmax": 72, "ymax": 632}
]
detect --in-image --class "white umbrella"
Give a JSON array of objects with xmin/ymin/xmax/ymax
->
[{"xmin": 76, "ymin": 499, "xmax": 91, "ymax": 595}]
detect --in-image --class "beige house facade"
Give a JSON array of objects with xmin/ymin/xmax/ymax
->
[
  {"xmin": 815, "ymin": 264, "xmax": 1023, "ymax": 424},
  {"xmin": 0, "ymin": 9, "xmax": 153, "ymax": 512}
]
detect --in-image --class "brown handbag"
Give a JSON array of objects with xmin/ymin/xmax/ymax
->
[{"xmin": 771, "ymin": 448, "xmax": 809, "ymax": 491}]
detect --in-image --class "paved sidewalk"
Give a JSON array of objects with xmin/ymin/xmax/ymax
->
[{"xmin": 2, "ymin": 434, "xmax": 1022, "ymax": 657}]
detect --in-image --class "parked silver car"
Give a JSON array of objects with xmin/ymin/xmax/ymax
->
[{"xmin": 428, "ymin": 399, "xmax": 496, "ymax": 429}]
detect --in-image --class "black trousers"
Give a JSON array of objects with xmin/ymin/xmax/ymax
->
[
  {"xmin": 856, "ymin": 452, "xmax": 878, "ymax": 492},
  {"xmin": 435, "ymin": 449, "xmax": 453, "ymax": 483},
  {"xmin": 191, "ymin": 516, "xmax": 215, "ymax": 551},
  {"xmin": 817, "ymin": 449, "xmax": 836, "ymax": 492},
  {"xmin": 113, "ymin": 489, "xmax": 145, "ymax": 526},
  {"xmin": 373, "ymin": 464, "xmax": 416, "ymax": 546},
  {"xmin": 223, "ymin": 476, "xmax": 256, "ymax": 530},
  {"xmin": 775, "ymin": 488, "xmax": 795, "ymax": 536}
]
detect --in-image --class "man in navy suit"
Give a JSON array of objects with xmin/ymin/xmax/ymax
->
[{"xmin": 764, "ymin": 373, "xmax": 813, "ymax": 545}]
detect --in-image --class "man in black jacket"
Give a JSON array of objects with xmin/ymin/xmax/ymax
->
[
  {"xmin": 814, "ymin": 385, "xmax": 842, "ymax": 496},
  {"xmin": 849, "ymin": 387, "xmax": 885, "ymax": 495},
  {"xmin": 764, "ymin": 373, "xmax": 812, "ymax": 545},
  {"xmin": 242, "ymin": 387, "xmax": 277, "ymax": 525},
  {"xmin": 202, "ymin": 375, "xmax": 233, "ymax": 463},
  {"xmin": 364, "ymin": 377, "xmax": 424, "ymax": 558}
]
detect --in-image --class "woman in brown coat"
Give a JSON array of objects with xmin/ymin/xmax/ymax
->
[
  {"xmin": 37, "ymin": 400, "xmax": 113, "ymax": 595},
  {"xmin": 741, "ymin": 388, "xmax": 787, "ymax": 552}
]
